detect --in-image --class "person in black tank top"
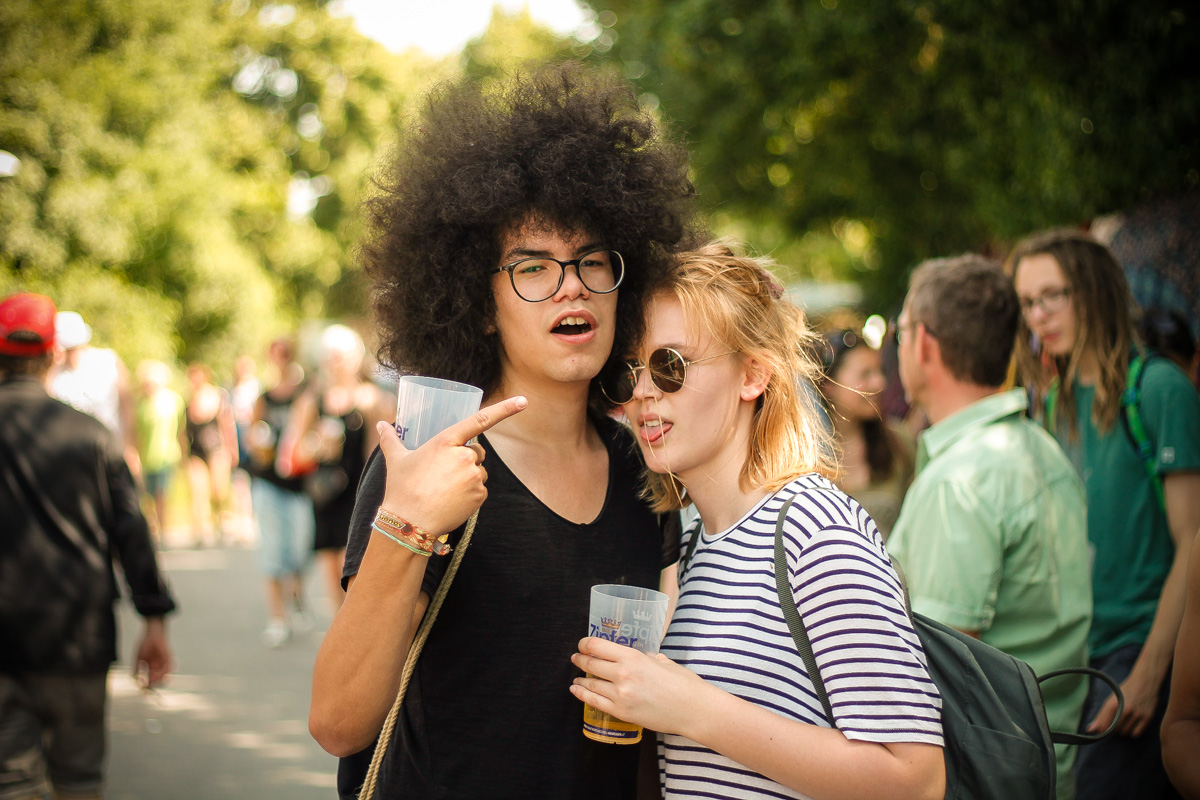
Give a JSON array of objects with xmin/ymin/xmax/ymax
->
[
  {"xmin": 277, "ymin": 324, "xmax": 391, "ymax": 616},
  {"xmin": 246, "ymin": 338, "xmax": 315, "ymax": 648},
  {"xmin": 183, "ymin": 363, "xmax": 237, "ymax": 547},
  {"xmin": 308, "ymin": 63, "xmax": 698, "ymax": 800}
]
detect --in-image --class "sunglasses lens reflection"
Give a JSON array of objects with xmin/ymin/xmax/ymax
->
[
  {"xmin": 650, "ymin": 348, "xmax": 685, "ymax": 393},
  {"xmin": 601, "ymin": 363, "xmax": 636, "ymax": 404}
]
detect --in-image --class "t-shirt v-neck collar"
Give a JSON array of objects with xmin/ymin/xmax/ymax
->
[{"xmin": 478, "ymin": 426, "xmax": 616, "ymax": 527}]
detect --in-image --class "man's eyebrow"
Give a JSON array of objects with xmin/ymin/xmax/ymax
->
[{"xmin": 500, "ymin": 242, "xmax": 604, "ymax": 262}]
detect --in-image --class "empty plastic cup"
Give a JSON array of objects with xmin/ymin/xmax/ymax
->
[{"xmin": 394, "ymin": 376, "xmax": 484, "ymax": 450}]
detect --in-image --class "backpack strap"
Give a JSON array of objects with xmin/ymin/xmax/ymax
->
[
  {"xmin": 772, "ymin": 493, "xmax": 837, "ymax": 727},
  {"xmin": 1036, "ymin": 667, "xmax": 1125, "ymax": 746},
  {"xmin": 1121, "ymin": 354, "xmax": 1166, "ymax": 512},
  {"xmin": 1045, "ymin": 377, "xmax": 1060, "ymax": 433},
  {"xmin": 789, "ymin": 514, "xmax": 1128, "ymax": 751}
]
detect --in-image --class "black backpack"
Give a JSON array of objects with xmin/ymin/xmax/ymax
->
[{"xmin": 763, "ymin": 494, "xmax": 1123, "ymax": 800}]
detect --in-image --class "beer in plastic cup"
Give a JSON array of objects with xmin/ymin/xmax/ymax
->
[
  {"xmin": 582, "ymin": 584, "xmax": 669, "ymax": 744},
  {"xmin": 394, "ymin": 376, "xmax": 484, "ymax": 450}
]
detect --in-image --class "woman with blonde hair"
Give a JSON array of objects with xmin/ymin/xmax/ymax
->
[
  {"xmin": 1008, "ymin": 229, "xmax": 1200, "ymax": 800},
  {"xmin": 573, "ymin": 240, "xmax": 944, "ymax": 800}
]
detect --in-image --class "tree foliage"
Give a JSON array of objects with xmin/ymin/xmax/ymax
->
[
  {"xmin": 0, "ymin": 0, "xmax": 436, "ymax": 373},
  {"xmin": 582, "ymin": 0, "xmax": 1200, "ymax": 308}
]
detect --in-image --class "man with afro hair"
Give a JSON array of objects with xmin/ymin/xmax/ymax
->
[{"xmin": 311, "ymin": 61, "xmax": 700, "ymax": 799}]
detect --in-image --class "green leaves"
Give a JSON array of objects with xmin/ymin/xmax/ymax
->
[
  {"xmin": 583, "ymin": 0, "xmax": 1200, "ymax": 309},
  {"xmin": 0, "ymin": 0, "xmax": 429, "ymax": 373}
]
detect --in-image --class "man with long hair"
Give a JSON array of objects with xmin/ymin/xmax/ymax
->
[{"xmin": 309, "ymin": 62, "xmax": 699, "ymax": 799}]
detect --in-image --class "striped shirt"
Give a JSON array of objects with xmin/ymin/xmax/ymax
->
[{"xmin": 658, "ymin": 475, "xmax": 943, "ymax": 800}]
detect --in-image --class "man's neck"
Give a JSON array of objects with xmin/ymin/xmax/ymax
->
[
  {"xmin": 920, "ymin": 378, "xmax": 1002, "ymax": 426},
  {"xmin": 65, "ymin": 347, "xmax": 87, "ymax": 369},
  {"xmin": 1, "ymin": 370, "xmax": 49, "ymax": 386},
  {"xmin": 484, "ymin": 379, "xmax": 596, "ymax": 453}
]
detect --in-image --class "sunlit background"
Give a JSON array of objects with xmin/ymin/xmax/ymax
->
[
  {"xmin": 338, "ymin": 0, "xmax": 589, "ymax": 57},
  {"xmin": 2, "ymin": 0, "xmax": 1196, "ymax": 381}
]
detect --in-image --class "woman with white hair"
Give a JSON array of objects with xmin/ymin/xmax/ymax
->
[{"xmin": 278, "ymin": 325, "xmax": 393, "ymax": 621}]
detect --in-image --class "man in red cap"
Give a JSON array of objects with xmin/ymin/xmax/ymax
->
[{"xmin": 0, "ymin": 293, "xmax": 177, "ymax": 800}]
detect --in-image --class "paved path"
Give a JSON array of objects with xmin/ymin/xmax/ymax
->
[{"xmin": 106, "ymin": 543, "xmax": 341, "ymax": 799}]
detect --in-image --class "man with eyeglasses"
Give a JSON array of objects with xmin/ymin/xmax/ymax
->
[
  {"xmin": 309, "ymin": 63, "xmax": 699, "ymax": 800},
  {"xmin": 886, "ymin": 255, "xmax": 1093, "ymax": 800}
]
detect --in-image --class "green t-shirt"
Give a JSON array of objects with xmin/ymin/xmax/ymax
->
[
  {"xmin": 1054, "ymin": 357, "xmax": 1200, "ymax": 659},
  {"xmin": 136, "ymin": 387, "xmax": 185, "ymax": 473},
  {"xmin": 889, "ymin": 389, "xmax": 1092, "ymax": 800}
]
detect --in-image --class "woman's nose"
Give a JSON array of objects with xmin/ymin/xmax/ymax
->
[{"xmin": 631, "ymin": 365, "xmax": 659, "ymax": 400}]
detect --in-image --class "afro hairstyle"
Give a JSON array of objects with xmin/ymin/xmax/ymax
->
[{"xmin": 361, "ymin": 61, "xmax": 700, "ymax": 409}]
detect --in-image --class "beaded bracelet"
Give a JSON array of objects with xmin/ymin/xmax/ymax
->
[{"xmin": 371, "ymin": 522, "xmax": 431, "ymax": 558}]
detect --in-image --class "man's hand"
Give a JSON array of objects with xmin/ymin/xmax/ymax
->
[
  {"xmin": 134, "ymin": 617, "xmax": 172, "ymax": 689},
  {"xmin": 375, "ymin": 395, "xmax": 527, "ymax": 536}
]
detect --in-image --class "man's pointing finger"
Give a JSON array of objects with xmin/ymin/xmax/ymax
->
[{"xmin": 443, "ymin": 396, "xmax": 528, "ymax": 446}]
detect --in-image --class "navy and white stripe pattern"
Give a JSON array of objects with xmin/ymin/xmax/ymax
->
[{"xmin": 658, "ymin": 475, "xmax": 943, "ymax": 800}]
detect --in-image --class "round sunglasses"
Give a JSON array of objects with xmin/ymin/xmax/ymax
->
[{"xmin": 600, "ymin": 347, "xmax": 738, "ymax": 405}]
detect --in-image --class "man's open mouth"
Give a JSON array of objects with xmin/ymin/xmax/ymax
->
[{"xmin": 552, "ymin": 316, "xmax": 593, "ymax": 335}]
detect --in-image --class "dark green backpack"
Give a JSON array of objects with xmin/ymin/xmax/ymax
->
[{"xmin": 764, "ymin": 494, "xmax": 1123, "ymax": 800}]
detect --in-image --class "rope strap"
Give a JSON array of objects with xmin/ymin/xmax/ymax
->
[{"xmin": 358, "ymin": 509, "xmax": 479, "ymax": 799}]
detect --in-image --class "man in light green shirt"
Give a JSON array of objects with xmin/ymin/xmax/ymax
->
[{"xmin": 888, "ymin": 255, "xmax": 1092, "ymax": 800}]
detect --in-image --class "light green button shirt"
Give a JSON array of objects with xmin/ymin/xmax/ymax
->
[{"xmin": 889, "ymin": 389, "xmax": 1092, "ymax": 800}]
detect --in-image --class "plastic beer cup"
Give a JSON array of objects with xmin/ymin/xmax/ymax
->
[
  {"xmin": 394, "ymin": 376, "xmax": 484, "ymax": 450},
  {"xmin": 582, "ymin": 584, "xmax": 670, "ymax": 744}
]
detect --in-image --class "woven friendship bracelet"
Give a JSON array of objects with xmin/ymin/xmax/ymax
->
[
  {"xmin": 371, "ymin": 522, "xmax": 432, "ymax": 557},
  {"xmin": 373, "ymin": 508, "xmax": 452, "ymax": 556},
  {"xmin": 374, "ymin": 517, "xmax": 441, "ymax": 553}
]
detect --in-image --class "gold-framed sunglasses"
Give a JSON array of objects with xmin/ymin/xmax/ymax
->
[{"xmin": 600, "ymin": 347, "xmax": 737, "ymax": 405}]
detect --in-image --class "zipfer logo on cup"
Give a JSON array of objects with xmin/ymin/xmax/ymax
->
[{"xmin": 590, "ymin": 616, "xmax": 642, "ymax": 648}]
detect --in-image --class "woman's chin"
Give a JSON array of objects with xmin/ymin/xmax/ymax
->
[{"xmin": 641, "ymin": 449, "xmax": 679, "ymax": 476}]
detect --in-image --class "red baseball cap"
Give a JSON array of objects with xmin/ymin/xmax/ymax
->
[{"xmin": 0, "ymin": 293, "xmax": 57, "ymax": 356}]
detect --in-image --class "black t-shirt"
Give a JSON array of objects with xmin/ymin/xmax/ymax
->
[
  {"xmin": 243, "ymin": 385, "xmax": 305, "ymax": 492},
  {"xmin": 338, "ymin": 414, "xmax": 679, "ymax": 800}
]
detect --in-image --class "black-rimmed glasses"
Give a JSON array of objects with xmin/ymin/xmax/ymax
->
[
  {"xmin": 491, "ymin": 249, "xmax": 624, "ymax": 303},
  {"xmin": 600, "ymin": 347, "xmax": 738, "ymax": 405},
  {"xmin": 1018, "ymin": 287, "xmax": 1071, "ymax": 318}
]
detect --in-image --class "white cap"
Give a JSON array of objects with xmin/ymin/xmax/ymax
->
[{"xmin": 55, "ymin": 311, "xmax": 93, "ymax": 350}]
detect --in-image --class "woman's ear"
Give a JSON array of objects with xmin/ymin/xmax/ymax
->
[{"xmin": 740, "ymin": 355, "xmax": 772, "ymax": 402}]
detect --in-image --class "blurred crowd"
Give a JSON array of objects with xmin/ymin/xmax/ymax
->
[{"xmin": 27, "ymin": 310, "xmax": 398, "ymax": 643}]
